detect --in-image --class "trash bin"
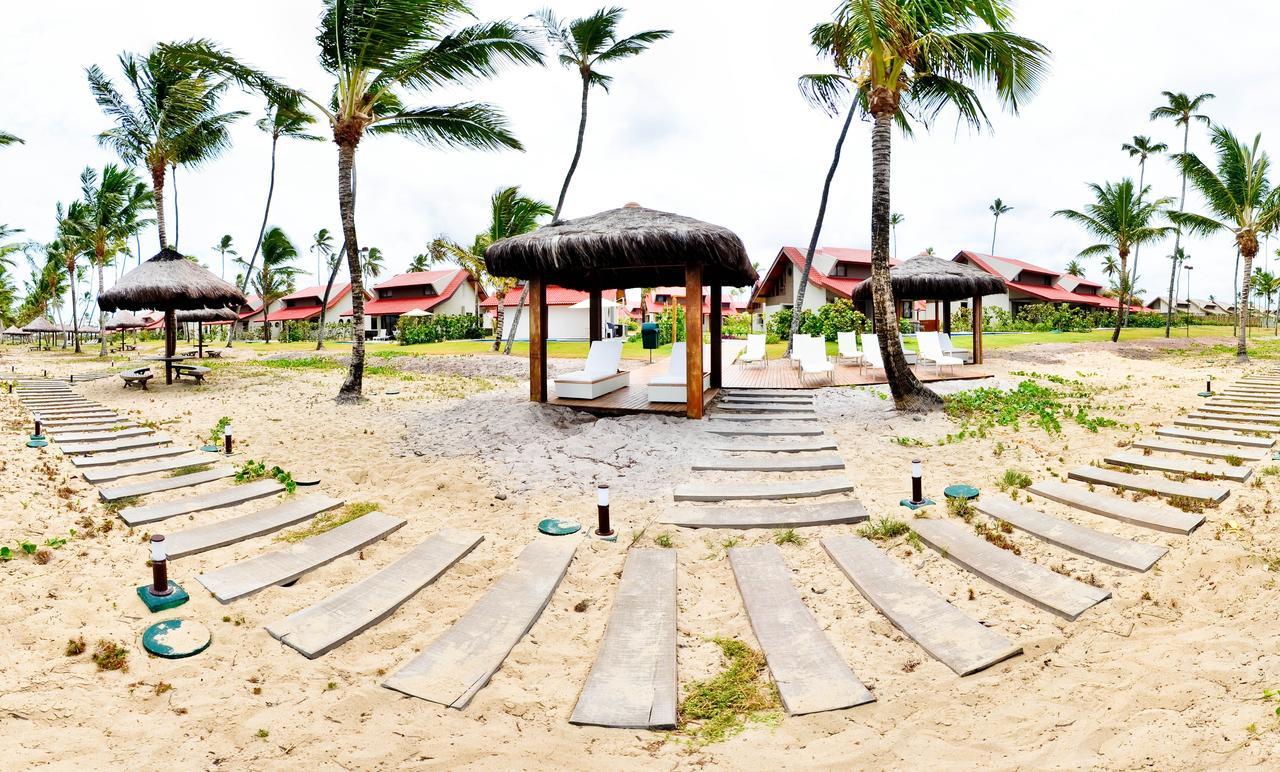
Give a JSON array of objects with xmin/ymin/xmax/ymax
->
[{"xmin": 641, "ymin": 323, "xmax": 659, "ymax": 362}]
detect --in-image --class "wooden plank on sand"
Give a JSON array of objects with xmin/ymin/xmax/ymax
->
[
  {"xmin": 708, "ymin": 414, "xmax": 820, "ymax": 422},
  {"xmin": 660, "ymin": 500, "xmax": 868, "ymax": 529},
  {"xmin": 690, "ymin": 454, "xmax": 844, "ymax": 473},
  {"xmin": 165, "ymin": 494, "xmax": 344, "ymax": 559},
  {"xmin": 720, "ymin": 394, "xmax": 815, "ymax": 403},
  {"xmin": 976, "ymin": 495, "xmax": 1167, "ymax": 571},
  {"xmin": 711, "ymin": 439, "xmax": 837, "ymax": 453},
  {"xmin": 1130, "ymin": 438, "xmax": 1266, "ymax": 462},
  {"xmin": 266, "ymin": 528, "xmax": 483, "ymax": 658},
  {"xmin": 728, "ymin": 544, "xmax": 875, "ymax": 714},
  {"xmin": 382, "ymin": 538, "xmax": 578, "ymax": 708},
  {"xmin": 196, "ymin": 511, "xmax": 405, "ymax": 603},
  {"xmin": 716, "ymin": 402, "xmax": 817, "ymax": 413},
  {"xmin": 1174, "ymin": 417, "xmax": 1280, "ymax": 434},
  {"xmin": 1199, "ymin": 405, "xmax": 1280, "ymax": 419},
  {"xmin": 83, "ymin": 453, "xmax": 210, "ymax": 483},
  {"xmin": 1028, "ymin": 480, "xmax": 1203, "ymax": 534},
  {"xmin": 673, "ymin": 476, "xmax": 854, "ymax": 502},
  {"xmin": 60, "ymin": 434, "xmax": 171, "ymax": 455},
  {"xmin": 1188, "ymin": 410, "xmax": 1280, "ymax": 425},
  {"xmin": 822, "ymin": 535, "xmax": 1022, "ymax": 675},
  {"xmin": 42, "ymin": 418, "xmax": 135, "ymax": 430},
  {"xmin": 1104, "ymin": 451, "xmax": 1252, "ymax": 482},
  {"xmin": 570, "ymin": 549, "xmax": 678, "ymax": 728},
  {"xmin": 721, "ymin": 389, "xmax": 815, "ymax": 398},
  {"xmin": 70, "ymin": 445, "xmax": 196, "ymax": 468},
  {"xmin": 1067, "ymin": 466, "xmax": 1229, "ymax": 503},
  {"xmin": 99, "ymin": 466, "xmax": 234, "ymax": 501},
  {"xmin": 119, "ymin": 478, "xmax": 285, "ymax": 526},
  {"xmin": 1155, "ymin": 426, "xmax": 1274, "ymax": 448},
  {"xmin": 705, "ymin": 425, "xmax": 825, "ymax": 437},
  {"xmin": 50, "ymin": 426, "xmax": 152, "ymax": 442},
  {"xmin": 910, "ymin": 518, "xmax": 1111, "ymax": 621}
]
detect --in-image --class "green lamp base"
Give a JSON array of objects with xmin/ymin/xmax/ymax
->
[
  {"xmin": 137, "ymin": 581, "xmax": 189, "ymax": 613},
  {"xmin": 538, "ymin": 518, "xmax": 582, "ymax": 536},
  {"xmin": 900, "ymin": 498, "xmax": 935, "ymax": 510}
]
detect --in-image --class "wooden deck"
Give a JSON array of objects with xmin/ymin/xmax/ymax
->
[{"xmin": 545, "ymin": 354, "xmax": 990, "ymax": 415}]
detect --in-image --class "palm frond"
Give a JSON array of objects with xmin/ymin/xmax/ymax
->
[
  {"xmin": 368, "ymin": 102, "xmax": 521, "ymax": 150},
  {"xmin": 373, "ymin": 21, "xmax": 543, "ymax": 92}
]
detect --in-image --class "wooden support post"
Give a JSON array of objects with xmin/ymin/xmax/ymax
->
[
  {"xmin": 709, "ymin": 285, "xmax": 723, "ymax": 389},
  {"xmin": 164, "ymin": 308, "xmax": 176, "ymax": 385},
  {"xmin": 588, "ymin": 289, "xmax": 603, "ymax": 342},
  {"xmin": 971, "ymin": 295, "xmax": 984, "ymax": 365},
  {"xmin": 684, "ymin": 264, "xmax": 704, "ymax": 419},
  {"xmin": 943, "ymin": 301, "xmax": 952, "ymax": 336},
  {"xmin": 529, "ymin": 278, "xmax": 548, "ymax": 402}
]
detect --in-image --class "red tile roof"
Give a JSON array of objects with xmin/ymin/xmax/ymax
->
[
  {"xmin": 481, "ymin": 286, "xmax": 610, "ymax": 308},
  {"xmin": 343, "ymin": 270, "xmax": 472, "ymax": 316},
  {"xmin": 1006, "ymin": 281, "xmax": 1087, "ymax": 304},
  {"xmin": 266, "ymin": 284, "xmax": 355, "ymax": 322},
  {"xmin": 371, "ymin": 269, "xmax": 457, "ymax": 290}
]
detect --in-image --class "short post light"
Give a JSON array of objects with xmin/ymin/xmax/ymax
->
[
  {"xmin": 136, "ymin": 533, "xmax": 189, "ymax": 612},
  {"xmin": 1198, "ymin": 376, "xmax": 1214, "ymax": 398},
  {"xmin": 223, "ymin": 423, "xmax": 233, "ymax": 454},
  {"xmin": 27, "ymin": 413, "xmax": 46, "ymax": 448},
  {"xmin": 595, "ymin": 483, "xmax": 615, "ymax": 539},
  {"xmin": 900, "ymin": 458, "xmax": 935, "ymax": 510}
]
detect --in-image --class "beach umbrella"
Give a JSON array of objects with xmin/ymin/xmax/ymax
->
[
  {"xmin": 175, "ymin": 307, "xmax": 238, "ymax": 358},
  {"xmin": 401, "ymin": 308, "xmax": 430, "ymax": 317},
  {"xmin": 23, "ymin": 316, "xmax": 59, "ymax": 350},
  {"xmin": 99, "ymin": 248, "xmax": 246, "ymax": 383},
  {"xmin": 105, "ymin": 310, "xmax": 146, "ymax": 350}
]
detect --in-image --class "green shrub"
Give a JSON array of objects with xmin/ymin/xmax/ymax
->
[{"xmin": 396, "ymin": 312, "xmax": 484, "ymax": 345}]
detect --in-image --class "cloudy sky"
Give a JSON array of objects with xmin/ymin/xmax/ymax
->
[{"xmin": 4, "ymin": 1, "xmax": 1280, "ymax": 308}]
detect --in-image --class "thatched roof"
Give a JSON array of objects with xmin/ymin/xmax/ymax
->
[
  {"xmin": 175, "ymin": 307, "xmax": 238, "ymax": 322},
  {"xmin": 4, "ymin": 325, "xmax": 28, "ymax": 335},
  {"xmin": 850, "ymin": 255, "xmax": 1008, "ymax": 302},
  {"xmin": 484, "ymin": 204, "xmax": 758, "ymax": 290},
  {"xmin": 105, "ymin": 310, "xmax": 147, "ymax": 330},
  {"xmin": 98, "ymin": 247, "xmax": 247, "ymax": 312},
  {"xmin": 23, "ymin": 317, "xmax": 60, "ymax": 333}
]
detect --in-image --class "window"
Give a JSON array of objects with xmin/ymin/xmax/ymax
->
[
  {"xmin": 831, "ymin": 263, "xmax": 849, "ymax": 278},
  {"xmin": 422, "ymin": 285, "xmax": 438, "ymax": 297}
]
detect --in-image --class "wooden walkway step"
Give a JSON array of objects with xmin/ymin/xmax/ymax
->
[
  {"xmin": 49, "ymin": 427, "xmax": 152, "ymax": 443},
  {"xmin": 99, "ymin": 466, "xmax": 234, "ymax": 502},
  {"xmin": 1104, "ymin": 451, "xmax": 1252, "ymax": 482},
  {"xmin": 82, "ymin": 454, "xmax": 207, "ymax": 484},
  {"xmin": 119, "ymin": 479, "xmax": 285, "ymax": 526},
  {"xmin": 910, "ymin": 519, "xmax": 1111, "ymax": 621},
  {"xmin": 673, "ymin": 476, "xmax": 854, "ymax": 502},
  {"xmin": 1155, "ymin": 426, "xmax": 1275, "ymax": 448},
  {"xmin": 721, "ymin": 389, "xmax": 815, "ymax": 398},
  {"xmin": 690, "ymin": 454, "xmax": 844, "ymax": 473},
  {"xmin": 1188, "ymin": 411, "xmax": 1280, "ymax": 425},
  {"xmin": 42, "ymin": 417, "xmax": 135, "ymax": 429},
  {"xmin": 266, "ymin": 528, "xmax": 482, "ymax": 657},
  {"xmin": 382, "ymin": 538, "xmax": 578, "ymax": 708},
  {"xmin": 708, "ymin": 414, "xmax": 821, "ymax": 422},
  {"xmin": 1130, "ymin": 438, "xmax": 1267, "ymax": 462},
  {"xmin": 70, "ymin": 445, "xmax": 196, "ymax": 468},
  {"xmin": 729, "ymin": 545, "xmax": 875, "ymax": 714},
  {"xmin": 705, "ymin": 425, "xmax": 825, "ymax": 437},
  {"xmin": 720, "ymin": 394, "xmax": 815, "ymax": 403},
  {"xmin": 1174, "ymin": 417, "xmax": 1280, "ymax": 433},
  {"xmin": 61, "ymin": 434, "xmax": 171, "ymax": 455},
  {"xmin": 570, "ymin": 549, "xmax": 678, "ymax": 728},
  {"xmin": 23, "ymin": 399, "xmax": 96, "ymax": 408},
  {"xmin": 660, "ymin": 500, "xmax": 868, "ymax": 529},
  {"xmin": 165, "ymin": 495, "xmax": 344, "ymax": 558},
  {"xmin": 1208, "ymin": 397, "xmax": 1280, "ymax": 407},
  {"xmin": 1028, "ymin": 480, "xmax": 1204, "ymax": 534},
  {"xmin": 711, "ymin": 439, "xmax": 837, "ymax": 453},
  {"xmin": 1199, "ymin": 405, "xmax": 1280, "ymax": 419},
  {"xmin": 976, "ymin": 496, "xmax": 1167, "ymax": 571},
  {"xmin": 822, "ymin": 535, "xmax": 1022, "ymax": 675},
  {"xmin": 716, "ymin": 403, "xmax": 817, "ymax": 413},
  {"xmin": 31, "ymin": 408, "xmax": 116, "ymax": 418},
  {"xmin": 1067, "ymin": 466, "xmax": 1230, "ymax": 503},
  {"xmin": 196, "ymin": 511, "xmax": 406, "ymax": 603}
]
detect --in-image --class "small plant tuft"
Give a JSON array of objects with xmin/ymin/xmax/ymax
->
[
  {"xmin": 65, "ymin": 636, "xmax": 86, "ymax": 656},
  {"xmin": 654, "ymin": 532, "xmax": 674, "ymax": 549},
  {"xmin": 858, "ymin": 517, "xmax": 910, "ymax": 541},
  {"xmin": 91, "ymin": 639, "xmax": 129, "ymax": 672}
]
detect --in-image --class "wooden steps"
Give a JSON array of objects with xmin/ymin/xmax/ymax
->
[
  {"xmin": 1155, "ymin": 426, "xmax": 1275, "ymax": 448},
  {"xmin": 689, "ymin": 454, "xmax": 844, "ymax": 473},
  {"xmin": 1187, "ymin": 411, "xmax": 1280, "ymax": 425},
  {"xmin": 49, "ymin": 427, "xmax": 152, "ymax": 443},
  {"xmin": 382, "ymin": 538, "xmax": 578, "ymax": 708},
  {"xmin": 711, "ymin": 439, "xmax": 837, "ymax": 453},
  {"xmin": 1067, "ymin": 466, "xmax": 1230, "ymax": 504},
  {"xmin": 705, "ymin": 426, "xmax": 825, "ymax": 437},
  {"xmin": 822, "ymin": 535, "xmax": 1022, "ymax": 676},
  {"xmin": 570, "ymin": 549, "xmax": 678, "ymax": 728},
  {"xmin": 660, "ymin": 500, "xmax": 868, "ymax": 529},
  {"xmin": 1028, "ymin": 480, "xmax": 1204, "ymax": 534},
  {"xmin": 673, "ymin": 476, "xmax": 854, "ymax": 502},
  {"xmin": 721, "ymin": 389, "xmax": 815, "ymax": 398},
  {"xmin": 1173, "ymin": 417, "xmax": 1280, "ymax": 433},
  {"xmin": 1129, "ymin": 438, "xmax": 1267, "ymax": 462},
  {"xmin": 708, "ymin": 414, "xmax": 821, "ymax": 423},
  {"xmin": 910, "ymin": 519, "xmax": 1111, "ymax": 621},
  {"xmin": 82, "ymin": 454, "xmax": 209, "ymax": 484},
  {"xmin": 61, "ymin": 434, "xmax": 172, "ymax": 455},
  {"xmin": 1103, "ymin": 451, "xmax": 1252, "ymax": 482},
  {"xmin": 720, "ymin": 394, "xmax": 815, "ymax": 404},
  {"xmin": 99, "ymin": 466, "xmax": 234, "ymax": 501},
  {"xmin": 164, "ymin": 495, "xmax": 344, "ymax": 558},
  {"xmin": 119, "ymin": 479, "xmax": 285, "ymax": 526},
  {"xmin": 42, "ymin": 418, "xmax": 135, "ymax": 430},
  {"xmin": 729, "ymin": 545, "xmax": 875, "ymax": 714},
  {"xmin": 976, "ymin": 496, "xmax": 1167, "ymax": 571},
  {"xmin": 195, "ymin": 511, "xmax": 406, "ymax": 603},
  {"xmin": 1198, "ymin": 405, "xmax": 1280, "ymax": 419},
  {"xmin": 266, "ymin": 528, "xmax": 483, "ymax": 658},
  {"xmin": 70, "ymin": 445, "xmax": 196, "ymax": 468},
  {"xmin": 715, "ymin": 403, "xmax": 816, "ymax": 413}
]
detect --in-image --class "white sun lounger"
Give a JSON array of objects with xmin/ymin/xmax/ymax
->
[
  {"xmin": 798, "ymin": 335, "xmax": 834, "ymax": 385},
  {"xmin": 648, "ymin": 342, "xmax": 711, "ymax": 403},
  {"xmin": 553, "ymin": 338, "xmax": 629, "ymax": 400},
  {"xmin": 836, "ymin": 331, "xmax": 862, "ymax": 366},
  {"xmin": 739, "ymin": 333, "xmax": 768, "ymax": 368},
  {"xmin": 939, "ymin": 332, "xmax": 970, "ymax": 360},
  {"xmin": 917, "ymin": 331, "xmax": 964, "ymax": 374},
  {"xmin": 788, "ymin": 334, "xmax": 814, "ymax": 369},
  {"xmin": 860, "ymin": 333, "xmax": 885, "ymax": 375}
]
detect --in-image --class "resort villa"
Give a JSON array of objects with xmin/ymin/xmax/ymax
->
[
  {"xmin": 1146, "ymin": 296, "xmax": 1229, "ymax": 316},
  {"xmin": 641, "ymin": 286, "xmax": 750, "ymax": 324},
  {"xmin": 343, "ymin": 268, "xmax": 485, "ymax": 339},
  {"xmin": 749, "ymin": 246, "xmax": 890, "ymax": 327},
  {"xmin": 481, "ymin": 285, "xmax": 622, "ymax": 340}
]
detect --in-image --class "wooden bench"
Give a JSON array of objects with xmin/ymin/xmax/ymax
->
[
  {"xmin": 205, "ymin": 349, "xmax": 223, "ymax": 359},
  {"xmin": 121, "ymin": 367, "xmax": 153, "ymax": 390},
  {"xmin": 173, "ymin": 365, "xmax": 211, "ymax": 382}
]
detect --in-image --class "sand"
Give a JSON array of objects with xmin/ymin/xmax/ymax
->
[{"xmin": 1, "ymin": 336, "xmax": 1279, "ymax": 769}]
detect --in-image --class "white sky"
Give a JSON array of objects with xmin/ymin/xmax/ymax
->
[{"xmin": 4, "ymin": 0, "xmax": 1280, "ymax": 308}]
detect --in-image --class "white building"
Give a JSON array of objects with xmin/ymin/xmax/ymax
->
[
  {"xmin": 481, "ymin": 286, "xmax": 620, "ymax": 340},
  {"xmin": 344, "ymin": 269, "xmax": 485, "ymax": 338}
]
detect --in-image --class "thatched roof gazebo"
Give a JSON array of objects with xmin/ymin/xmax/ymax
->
[
  {"xmin": 852, "ymin": 255, "xmax": 1007, "ymax": 364},
  {"xmin": 23, "ymin": 317, "xmax": 59, "ymax": 349},
  {"xmin": 176, "ymin": 307, "xmax": 238, "ymax": 358},
  {"xmin": 99, "ymin": 248, "xmax": 246, "ymax": 383},
  {"xmin": 4, "ymin": 324, "xmax": 31, "ymax": 342},
  {"xmin": 104, "ymin": 310, "xmax": 147, "ymax": 352},
  {"xmin": 486, "ymin": 204, "xmax": 757, "ymax": 418}
]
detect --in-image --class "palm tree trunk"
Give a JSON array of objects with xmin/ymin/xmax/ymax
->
[
  {"xmin": 492, "ymin": 291, "xmax": 505, "ymax": 352},
  {"xmin": 1239, "ymin": 249, "xmax": 1254, "ymax": 360},
  {"xmin": 1165, "ymin": 122, "xmax": 1191, "ymax": 338},
  {"xmin": 868, "ymin": 110, "xmax": 939, "ymax": 410},
  {"xmin": 240, "ymin": 136, "xmax": 279, "ymax": 293},
  {"xmin": 337, "ymin": 141, "xmax": 364, "ymax": 400},
  {"xmin": 316, "ymin": 243, "xmax": 347, "ymax": 351},
  {"xmin": 150, "ymin": 164, "xmax": 167, "ymax": 250},
  {"xmin": 553, "ymin": 73, "xmax": 591, "ymax": 221},
  {"xmin": 97, "ymin": 254, "xmax": 108, "ymax": 357},
  {"xmin": 67, "ymin": 259, "xmax": 80, "ymax": 354},
  {"xmin": 990, "ymin": 215, "xmax": 998, "ymax": 255},
  {"xmin": 1233, "ymin": 249, "xmax": 1240, "ymax": 339},
  {"xmin": 1112, "ymin": 252, "xmax": 1128, "ymax": 343},
  {"xmin": 788, "ymin": 103, "xmax": 856, "ymax": 355},
  {"xmin": 171, "ymin": 164, "xmax": 180, "ymax": 250}
]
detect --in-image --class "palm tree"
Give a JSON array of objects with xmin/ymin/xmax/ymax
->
[
  {"xmin": 88, "ymin": 46, "xmax": 243, "ymax": 251},
  {"xmin": 502, "ymin": 6, "xmax": 670, "ymax": 355},
  {"xmin": 236, "ymin": 227, "xmax": 301, "ymax": 344},
  {"xmin": 0, "ymin": 132, "xmax": 23, "ymax": 146},
  {"xmin": 836, "ymin": 0, "xmax": 1049, "ymax": 410},
  {"xmin": 431, "ymin": 186, "xmax": 552, "ymax": 350},
  {"xmin": 213, "ymin": 234, "xmax": 236, "ymax": 280},
  {"xmin": 889, "ymin": 212, "xmax": 904, "ymax": 257},
  {"xmin": 1252, "ymin": 267, "xmax": 1279, "ymax": 331},
  {"xmin": 50, "ymin": 205, "xmax": 85, "ymax": 353},
  {"xmin": 238, "ymin": 100, "xmax": 321, "ymax": 293},
  {"xmin": 1065, "ymin": 259, "xmax": 1085, "ymax": 277},
  {"xmin": 989, "ymin": 198, "xmax": 1012, "ymax": 255},
  {"xmin": 1151, "ymin": 91, "xmax": 1214, "ymax": 337},
  {"xmin": 1172, "ymin": 125, "xmax": 1280, "ymax": 360},
  {"xmin": 1054, "ymin": 179, "xmax": 1175, "ymax": 342},
  {"xmin": 311, "ymin": 228, "xmax": 334, "ymax": 283},
  {"xmin": 1120, "ymin": 135, "xmax": 1168, "ymax": 300},
  {"xmin": 407, "ymin": 253, "xmax": 431, "ymax": 272},
  {"xmin": 63, "ymin": 165, "xmax": 153, "ymax": 356},
  {"xmin": 362, "ymin": 247, "xmax": 384, "ymax": 283}
]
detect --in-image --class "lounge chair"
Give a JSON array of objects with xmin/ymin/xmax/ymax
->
[
  {"xmin": 798, "ymin": 336, "xmax": 835, "ymax": 385},
  {"xmin": 553, "ymin": 338, "xmax": 629, "ymax": 399},
  {"xmin": 739, "ymin": 334, "xmax": 768, "ymax": 368},
  {"xmin": 860, "ymin": 334, "xmax": 886, "ymax": 376},
  {"xmin": 916, "ymin": 332, "xmax": 964, "ymax": 374},
  {"xmin": 939, "ymin": 332, "xmax": 970, "ymax": 361},
  {"xmin": 836, "ymin": 332, "xmax": 862, "ymax": 366},
  {"xmin": 649, "ymin": 342, "xmax": 711, "ymax": 403},
  {"xmin": 788, "ymin": 334, "xmax": 814, "ymax": 369}
]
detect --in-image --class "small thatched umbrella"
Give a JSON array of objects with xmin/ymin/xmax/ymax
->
[
  {"xmin": 23, "ymin": 317, "xmax": 59, "ymax": 350},
  {"xmin": 105, "ymin": 310, "xmax": 146, "ymax": 351},
  {"xmin": 851, "ymin": 255, "xmax": 1007, "ymax": 364},
  {"xmin": 4, "ymin": 324, "xmax": 29, "ymax": 343},
  {"xmin": 99, "ymin": 248, "xmax": 246, "ymax": 383},
  {"xmin": 176, "ymin": 307, "xmax": 238, "ymax": 358}
]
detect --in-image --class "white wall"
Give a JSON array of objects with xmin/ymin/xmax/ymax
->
[{"xmin": 499, "ymin": 304, "xmax": 618, "ymax": 341}]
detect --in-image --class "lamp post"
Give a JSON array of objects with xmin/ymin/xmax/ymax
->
[{"xmin": 1184, "ymin": 265, "xmax": 1193, "ymax": 337}]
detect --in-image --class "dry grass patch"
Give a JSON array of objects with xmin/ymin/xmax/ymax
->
[{"xmin": 276, "ymin": 501, "xmax": 380, "ymax": 543}]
